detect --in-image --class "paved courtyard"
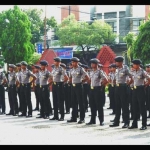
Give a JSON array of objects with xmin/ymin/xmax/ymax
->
[{"xmin": 0, "ymin": 91, "xmax": 150, "ymax": 145}]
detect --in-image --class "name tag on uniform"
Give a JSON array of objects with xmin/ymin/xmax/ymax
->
[
  {"xmin": 54, "ymin": 82, "xmax": 56, "ymax": 85},
  {"xmin": 134, "ymin": 86, "xmax": 137, "ymax": 89},
  {"xmin": 91, "ymin": 86, "xmax": 94, "ymax": 89},
  {"xmin": 73, "ymin": 84, "xmax": 76, "ymax": 87}
]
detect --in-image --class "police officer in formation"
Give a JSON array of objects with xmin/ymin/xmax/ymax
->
[
  {"xmin": 0, "ymin": 65, "xmax": 7, "ymax": 114},
  {"xmin": 86, "ymin": 58, "xmax": 108, "ymax": 125},
  {"xmin": 36, "ymin": 60, "xmax": 52, "ymax": 119},
  {"xmin": 67, "ymin": 57, "xmax": 89, "ymax": 124},
  {"xmin": 50, "ymin": 57, "xmax": 68, "ymax": 121},
  {"xmin": 18, "ymin": 61, "xmax": 36, "ymax": 117},
  {"xmin": 6, "ymin": 64, "xmax": 19, "ymax": 116}
]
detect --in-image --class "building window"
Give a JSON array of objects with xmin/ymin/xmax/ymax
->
[
  {"xmin": 106, "ymin": 21, "xmax": 117, "ymax": 33},
  {"xmin": 132, "ymin": 20, "xmax": 140, "ymax": 31}
]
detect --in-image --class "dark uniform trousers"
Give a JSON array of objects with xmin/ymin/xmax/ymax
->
[
  {"xmin": 34, "ymin": 84, "xmax": 40, "ymax": 109},
  {"xmin": 63, "ymin": 83, "xmax": 70, "ymax": 113},
  {"xmin": 17, "ymin": 86, "xmax": 22, "ymax": 112},
  {"xmin": 83, "ymin": 84, "xmax": 89, "ymax": 111},
  {"xmin": 147, "ymin": 86, "xmax": 150, "ymax": 116},
  {"xmin": 52, "ymin": 82, "xmax": 64, "ymax": 118},
  {"xmin": 68, "ymin": 83, "xmax": 72, "ymax": 108},
  {"xmin": 0, "ymin": 85, "xmax": 5, "ymax": 113},
  {"xmin": 132, "ymin": 86, "xmax": 147, "ymax": 126},
  {"xmin": 8, "ymin": 85, "xmax": 18, "ymax": 114},
  {"xmin": 39, "ymin": 85, "xmax": 52, "ymax": 117},
  {"xmin": 101, "ymin": 85, "xmax": 106, "ymax": 107},
  {"xmin": 71, "ymin": 83, "xmax": 85, "ymax": 120},
  {"xmin": 109, "ymin": 85, "xmax": 116, "ymax": 113},
  {"xmin": 114, "ymin": 84, "xmax": 130, "ymax": 124},
  {"xmin": 89, "ymin": 86, "xmax": 104, "ymax": 123},
  {"xmin": 20, "ymin": 83, "xmax": 32, "ymax": 115}
]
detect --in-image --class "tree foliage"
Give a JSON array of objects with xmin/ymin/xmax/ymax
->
[
  {"xmin": 28, "ymin": 52, "xmax": 41, "ymax": 65},
  {"xmin": 55, "ymin": 14, "xmax": 117, "ymax": 63},
  {"xmin": 0, "ymin": 5, "xmax": 35, "ymax": 64}
]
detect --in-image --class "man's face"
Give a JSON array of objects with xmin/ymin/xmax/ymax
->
[
  {"xmin": 72, "ymin": 61, "xmax": 78, "ymax": 67},
  {"xmin": 40, "ymin": 65, "xmax": 46, "ymax": 70},
  {"xmin": 115, "ymin": 62, "xmax": 122, "ymax": 67},
  {"xmin": 9, "ymin": 67, "xmax": 13, "ymax": 72},
  {"xmin": 133, "ymin": 64, "xmax": 140, "ymax": 70},
  {"xmin": 54, "ymin": 61, "xmax": 60, "ymax": 66},
  {"xmin": 34, "ymin": 68, "xmax": 39, "ymax": 73},
  {"xmin": 69, "ymin": 64, "xmax": 73, "ymax": 69},
  {"xmin": 91, "ymin": 63, "xmax": 97, "ymax": 68},
  {"xmin": 146, "ymin": 67, "xmax": 150, "ymax": 72},
  {"xmin": 21, "ymin": 65, "xmax": 26, "ymax": 70},
  {"xmin": 17, "ymin": 66, "xmax": 21, "ymax": 71}
]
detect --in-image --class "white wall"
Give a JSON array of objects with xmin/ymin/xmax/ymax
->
[
  {"xmin": 132, "ymin": 5, "xmax": 145, "ymax": 17},
  {"xmin": 79, "ymin": 5, "xmax": 91, "ymax": 21}
]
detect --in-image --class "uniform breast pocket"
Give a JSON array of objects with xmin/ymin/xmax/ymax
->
[{"xmin": 119, "ymin": 72, "xmax": 125, "ymax": 77}]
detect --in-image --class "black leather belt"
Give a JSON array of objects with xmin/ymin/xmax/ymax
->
[
  {"xmin": 116, "ymin": 83, "xmax": 127, "ymax": 87},
  {"xmin": 133, "ymin": 85, "xmax": 144, "ymax": 89},
  {"xmin": 90, "ymin": 86, "xmax": 101, "ymax": 90},
  {"xmin": 72, "ymin": 83, "xmax": 82, "ymax": 87},
  {"xmin": 21, "ymin": 83, "xmax": 30, "ymax": 86},
  {"xmin": 40, "ymin": 85, "xmax": 48, "ymax": 88},
  {"xmin": 53, "ymin": 82, "xmax": 63, "ymax": 85}
]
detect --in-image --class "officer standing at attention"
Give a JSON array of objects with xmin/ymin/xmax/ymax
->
[
  {"xmin": 110, "ymin": 56, "xmax": 133, "ymax": 128},
  {"xmin": 60, "ymin": 63, "xmax": 70, "ymax": 114},
  {"xmin": 18, "ymin": 61, "xmax": 36, "ymax": 117},
  {"xmin": 6, "ymin": 64, "xmax": 19, "ymax": 116},
  {"xmin": 16, "ymin": 63, "xmax": 22, "ymax": 113},
  {"xmin": 33, "ymin": 65, "xmax": 41, "ymax": 111},
  {"xmin": 0, "ymin": 65, "xmax": 7, "ymax": 114},
  {"xmin": 86, "ymin": 58, "xmax": 108, "ymax": 126},
  {"xmin": 128, "ymin": 59, "xmax": 150, "ymax": 130},
  {"xmin": 108, "ymin": 63, "xmax": 116, "ymax": 115},
  {"xmin": 50, "ymin": 57, "xmax": 68, "ymax": 121},
  {"xmin": 36, "ymin": 60, "xmax": 52, "ymax": 119},
  {"xmin": 67, "ymin": 57, "xmax": 89, "ymax": 124}
]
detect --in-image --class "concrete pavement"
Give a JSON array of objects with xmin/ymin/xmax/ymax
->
[{"xmin": 0, "ymin": 91, "xmax": 150, "ymax": 145}]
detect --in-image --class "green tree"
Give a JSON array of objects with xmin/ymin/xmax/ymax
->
[
  {"xmin": 123, "ymin": 32, "xmax": 137, "ymax": 63},
  {"xmin": 55, "ymin": 14, "xmax": 117, "ymax": 63},
  {"xmin": 28, "ymin": 52, "xmax": 41, "ymax": 65},
  {"xmin": 23, "ymin": 8, "xmax": 43, "ymax": 45},
  {"xmin": 130, "ymin": 17, "xmax": 150, "ymax": 65},
  {"xmin": 0, "ymin": 5, "xmax": 34, "ymax": 64}
]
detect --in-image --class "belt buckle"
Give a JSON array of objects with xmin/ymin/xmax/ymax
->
[
  {"xmin": 22, "ymin": 84, "xmax": 24, "ymax": 86},
  {"xmin": 35, "ymin": 84, "xmax": 36, "ymax": 86},
  {"xmin": 91, "ymin": 86, "xmax": 94, "ymax": 89},
  {"xmin": 73, "ymin": 84, "xmax": 76, "ymax": 87},
  {"xmin": 40, "ymin": 85, "xmax": 42, "ymax": 88},
  {"xmin": 131, "ymin": 88, "xmax": 133, "ymax": 90},
  {"xmin": 117, "ymin": 84, "xmax": 119, "ymax": 87},
  {"xmin": 112, "ymin": 84, "xmax": 114, "ymax": 87},
  {"xmin": 54, "ymin": 82, "xmax": 56, "ymax": 85},
  {"xmin": 134, "ymin": 86, "xmax": 137, "ymax": 89}
]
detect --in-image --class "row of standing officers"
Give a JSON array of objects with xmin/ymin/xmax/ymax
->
[{"xmin": 0, "ymin": 56, "xmax": 150, "ymax": 130}]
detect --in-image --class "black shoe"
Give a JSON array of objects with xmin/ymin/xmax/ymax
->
[
  {"xmin": 0, "ymin": 112, "xmax": 5, "ymax": 115},
  {"xmin": 44, "ymin": 115, "xmax": 49, "ymax": 119},
  {"xmin": 86, "ymin": 121, "xmax": 96, "ymax": 125},
  {"xmin": 13, "ymin": 113, "xmax": 18, "ymax": 116},
  {"xmin": 37, "ymin": 113, "xmax": 41, "ymax": 115},
  {"xmin": 110, "ymin": 120, "xmax": 115, "ymax": 122},
  {"xmin": 85, "ymin": 109, "xmax": 88, "ymax": 113},
  {"xmin": 140, "ymin": 126, "xmax": 147, "ymax": 130},
  {"xmin": 128, "ymin": 125, "xmax": 138, "ymax": 129},
  {"xmin": 6, "ymin": 113, "xmax": 12, "ymax": 115},
  {"xmin": 33, "ymin": 108, "xmax": 39, "ymax": 111},
  {"xmin": 147, "ymin": 123, "xmax": 150, "ymax": 126},
  {"xmin": 58, "ymin": 118, "xmax": 64, "ymax": 121},
  {"xmin": 26, "ymin": 114, "xmax": 32, "ymax": 118},
  {"xmin": 129, "ymin": 117, "xmax": 133, "ymax": 120},
  {"xmin": 78, "ymin": 120, "xmax": 85, "ymax": 124},
  {"xmin": 122, "ymin": 123, "xmax": 129, "ymax": 128},
  {"xmin": 107, "ymin": 107, "xmax": 111, "ymax": 109},
  {"xmin": 67, "ymin": 118, "xmax": 77, "ymax": 123},
  {"xmin": 109, "ymin": 123, "xmax": 119, "ymax": 127},
  {"xmin": 100, "ymin": 122, "xmax": 104, "ymax": 126},
  {"xmin": 36, "ymin": 115, "xmax": 44, "ymax": 118},
  {"xmin": 18, "ymin": 113, "xmax": 26, "ymax": 117},
  {"xmin": 49, "ymin": 113, "xmax": 53, "ymax": 116},
  {"xmin": 77, "ymin": 115, "xmax": 79, "ymax": 118},
  {"xmin": 109, "ymin": 112, "xmax": 115, "ymax": 115},
  {"xmin": 138, "ymin": 118, "xmax": 140, "ymax": 121},
  {"xmin": 50, "ymin": 117, "xmax": 59, "ymax": 120},
  {"xmin": 121, "ymin": 121, "xmax": 125, "ymax": 123},
  {"xmin": 89, "ymin": 114, "xmax": 91, "ymax": 116},
  {"xmin": 147, "ymin": 116, "xmax": 150, "ymax": 118}
]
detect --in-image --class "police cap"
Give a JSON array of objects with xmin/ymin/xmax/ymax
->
[
  {"xmin": 81, "ymin": 64, "xmax": 89, "ymax": 69},
  {"xmin": 109, "ymin": 63, "xmax": 116, "ymax": 68},
  {"xmin": 60, "ymin": 63, "xmax": 66, "ymax": 68},
  {"xmin": 131, "ymin": 59, "xmax": 142, "ymax": 65},
  {"xmin": 21, "ymin": 61, "xmax": 28, "ymax": 66},
  {"xmin": 70, "ymin": 57, "xmax": 80, "ymax": 62},
  {"xmin": 145, "ymin": 64, "xmax": 150, "ymax": 68},
  {"xmin": 16, "ymin": 63, "xmax": 21, "ymax": 67},
  {"xmin": 114, "ymin": 56, "xmax": 124, "ymax": 62},
  {"xmin": 8, "ymin": 64, "xmax": 16, "ymax": 68},
  {"xmin": 40, "ymin": 60, "xmax": 48, "ymax": 66},
  {"xmin": 90, "ymin": 58, "xmax": 100, "ymax": 64},
  {"xmin": 140, "ymin": 64, "xmax": 143, "ymax": 68},
  {"xmin": 98, "ymin": 64, "xmax": 103, "ymax": 67},
  {"xmin": 34, "ymin": 65, "xmax": 41, "ymax": 69},
  {"xmin": 54, "ymin": 57, "xmax": 61, "ymax": 62}
]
